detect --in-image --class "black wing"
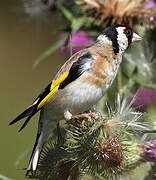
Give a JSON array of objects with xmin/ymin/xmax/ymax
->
[
  {"xmin": 9, "ymin": 82, "xmax": 52, "ymax": 131},
  {"xmin": 59, "ymin": 52, "xmax": 92, "ymax": 89}
]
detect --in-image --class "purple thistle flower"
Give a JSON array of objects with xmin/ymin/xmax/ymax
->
[
  {"xmin": 144, "ymin": 0, "xmax": 156, "ymax": 23},
  {"xmin": 129, "ymin": 88, "xmax": 156, "ymax": 111},
  {"xmin": 141, "ymin": 140, "xmax": 156, "ymax": 162},
  {"xmin": 59, "ymin": 31, "xmax": 94, "ymax": 55},
  {"xmin": 144, "ymin": 0, "xmax": 156, "ymax": 9}
]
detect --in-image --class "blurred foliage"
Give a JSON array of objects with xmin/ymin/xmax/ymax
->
[
  {"xmin": 0, "ymin": 174, "xmax": 12, "ymax": 180},
  {"xmin": 34, "ymin": 34, "xmax": 69, "ymax": 67},
  {"xmin": 143, "ymin": 163, "xmax": 156, "ymax": 180}
]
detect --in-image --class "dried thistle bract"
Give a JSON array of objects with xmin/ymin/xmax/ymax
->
[{"xmin": 77, "ymin": 0, "xmax": 156, "ymax": 27}]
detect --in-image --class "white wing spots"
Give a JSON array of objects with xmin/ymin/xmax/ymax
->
[
  {"xmin": 78, "ymin": 55, "xmax": 94, "ymax": 74},
  {"xmin": 116, "ymin": 27, "xmax": 128, "ymax": 55},
  {"xmin": 31, "ymin": 98, "xmax": 40, "ymax": 106},
  {"xmin": 82, "ymin": 60, "xmax": 92, "ymax": 72},
  {"xmin": 32, "ymin": 149, "xmax": 39, "ymax": 171}
]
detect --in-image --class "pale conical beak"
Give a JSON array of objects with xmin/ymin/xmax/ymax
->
[{"xmin": 132, "ymin": 32, "xmax": 142, "ymax": 42}]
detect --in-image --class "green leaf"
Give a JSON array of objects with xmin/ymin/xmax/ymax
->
[
  {"xmin": 69, "ymin": 35, "xmax": 73, "ymax": 57},
  {"xmin": 60, "ymin": 6, "xmax": 86, "ymax": 31},
  {"xmin": 71, "ymin": 17, "xmax": 86, "ymax": 32},
  {"xmin": 142, "ymin": 129, "xmax": 156, "ymax": 134},
  {"xmin": 33, "ymin": 34, "xmax": 68, "ymax": 67},
  {"xmin": 59, "ymin": 6, "xmax": 75, "ymax": 22}
]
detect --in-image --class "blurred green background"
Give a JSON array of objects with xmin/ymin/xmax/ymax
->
[{"xmin": 0, "ymin": 1, "xmax": 65, "ymax": 179}]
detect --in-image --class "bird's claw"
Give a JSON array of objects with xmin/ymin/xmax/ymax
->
[{"xmin": 71, "ymin": 112, "xmax": 98, "ymax": 124}]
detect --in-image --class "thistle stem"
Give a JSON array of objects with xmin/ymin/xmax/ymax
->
[{"xmin": 117, "ymin": 68, "xmax": 122, "ymax": 96}]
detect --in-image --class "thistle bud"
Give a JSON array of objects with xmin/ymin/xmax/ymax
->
[{"xmin": 141, "ymin": 140, "xmax": 156, "ymax": 162}]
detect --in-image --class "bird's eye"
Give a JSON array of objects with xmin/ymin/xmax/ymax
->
[{"xmin": 124, "ymin": 29, "xmax": 132, "ymax": 37}]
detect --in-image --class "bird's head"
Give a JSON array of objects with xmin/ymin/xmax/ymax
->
[{"xmin": 97, "ymin": 24, "xmax": 142, "ymax": 55}]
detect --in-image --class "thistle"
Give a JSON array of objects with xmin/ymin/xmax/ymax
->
[
  {"xmin": 141, "ymin": 140, "xmax": 156, "ymax": 162},
  {"xmin": 33, "ymin": 95, "xmax": 156, "ymax": 180},
  {"xmin": 65, "ymin": 95, "xmax": 148, "ymax": 179},
  {"xmin": 77, "ymin": 0, "xmax": 156, "ymax": 27}
]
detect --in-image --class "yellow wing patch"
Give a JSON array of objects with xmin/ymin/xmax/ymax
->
[
  {"xmin": 37, "ymin": 72, "xmax": 69, "ymax": 109},
  {"xmin": 50, "ymin": 72, "xmax": 69, "ymax": 91},
  {"xmin": 37, "ymin": 85, "xmax": 59, "ymax": 109}
]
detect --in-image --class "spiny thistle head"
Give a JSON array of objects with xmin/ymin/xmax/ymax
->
[
  {"xmin": 65, "ymin": 95, "xmax": 148, "ymax": 179},
  {"xmin": 77, "ymin": 0, "xmax": 156, "ymax": 27},
  {"xmin": 36, "ymin": 143, "xmax": 71, "ymax": 179},
  {"xmin": 105, "ymin": 94, "xmax": 149, "ymax": 135},
  {"xmin": 34, "ymin": 126, "xmax": 75, "ymax": 179},
  {"xmin": 94, "ymin": 136, "xmax": 125, "ymax": 168},
  {"xmin": 56, "ymin": 159, "xmax": 79, "ymax": 179},
  {"xmin": 34, "ymin": 127, "xmax": 79, "ymax": 180},
  {"xmin": 34, "ymin": 95, "xmax": 155, "ymax": 180},
  {"xmin": 65, "ymin": 119, "xmax": 126, "ymax": 179}
]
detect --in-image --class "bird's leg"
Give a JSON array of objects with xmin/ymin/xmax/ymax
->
[
  {"xmin": 64, "ymin": 110, "xmax": 73, "ymax": 120},
  {"xmin": 71, "ymin": 112, "xmax": 98, "ymax": 124},
  {"xmin": 64, "ymin": 110, "xmax": 82, "ymax": 128},
  {"xmin": 64, "ymin": 110, "xmax": 98, "ymax": 125}
]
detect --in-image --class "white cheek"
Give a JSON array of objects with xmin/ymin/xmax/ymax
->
[
  {"xmin": 116, "ymin": 27, "xmax": 128, "ymax": 54},
  {"xmin": 118, "ymin": 38, "xmax": 128, "ymax": 52}
]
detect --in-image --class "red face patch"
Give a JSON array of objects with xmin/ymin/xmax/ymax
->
[{"xmin": 124, "ymin": 27, "xmax": 133, "ymax": 47}]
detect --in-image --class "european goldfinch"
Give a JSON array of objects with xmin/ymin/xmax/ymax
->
[{"xmin": 9, "ymin": 24, "xmax": 142, "ymax": 176}]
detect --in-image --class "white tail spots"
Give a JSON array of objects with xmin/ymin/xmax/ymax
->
[
  {"xmin": 32, "ymin": 98, "xmax": 39, "ymax": 106},
  {"xmin": 32, "ymin": 149, "xmax": 39, "ymax": 171}
]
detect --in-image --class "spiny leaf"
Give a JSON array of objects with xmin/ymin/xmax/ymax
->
[{"xmin": 142, "ymin": 129, "xmax": 156, "ymax": 134}]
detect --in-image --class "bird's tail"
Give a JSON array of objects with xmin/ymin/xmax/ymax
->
[
  {"xmin": 9, "ymin": 103, "xmax": 38, "ymax": 132},
  {"xmin": 26, "ymin": 130, "xmax": 44, "ymax": 177}
]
